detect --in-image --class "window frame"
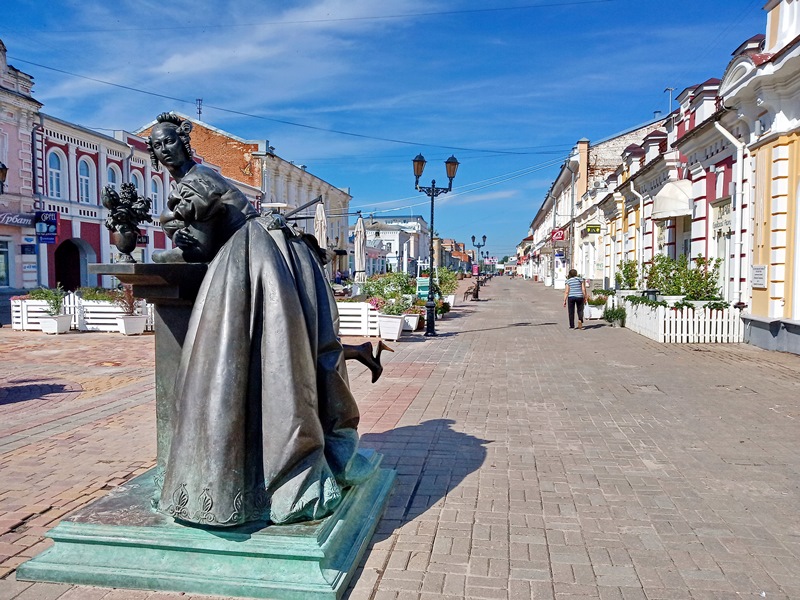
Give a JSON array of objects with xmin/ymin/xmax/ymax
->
[
  {"xmin": 47, "ymin": 149, "xmax": 67, "ymax": 199},
  {"xmin": 78, "ymin": 157, "xmax": 96, "ymax": 204}
]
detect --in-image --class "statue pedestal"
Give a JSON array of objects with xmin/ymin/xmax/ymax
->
[
  {"xmin": 87, "ymin": 263, "xmax": 208, "ymax": 476},
  {"xmin": 18, "ymin": 452, "xmax": 394, "ymax": 599},
  {"xmin": 18, "ymin": 263, "xmax": 395, "ymax": 599}
]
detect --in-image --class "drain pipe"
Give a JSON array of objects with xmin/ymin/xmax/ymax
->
[
  {"xmin": 714, "ymin": 122, "xmax": 745, "ymax": 304},
  {"xmin": 629, "ymin": 181, "xmax": 644, "ymax": 280}
]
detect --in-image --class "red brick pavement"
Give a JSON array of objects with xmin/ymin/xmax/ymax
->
[{"xmin": 1, "ymin": 276, "xmax": 800, "ymax": 599}]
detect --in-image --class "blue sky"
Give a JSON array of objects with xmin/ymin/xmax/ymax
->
[{"xmin": 1, "ymin": 0, "xmax": 766, "ymax": 258}]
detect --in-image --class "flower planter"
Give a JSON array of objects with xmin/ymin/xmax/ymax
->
[
  {"xmin": 586, "ymin": 305, "xmax": 605, "ymax": 320},
  {"xmin": 402, "ymin": 313, "xmax": 420, "ymax": 332},
  {"xmin": 657, "ymin": 294, "xmax": 685, "ymax": 306},
  {"xmin": 378, "ymin": 314, "xmax": 404, "ymax": 341},
  {"xmin": 444, "ymin": 294, "xmax": 456, "ymax": 308},
  {"xmin": 116, "ymin": 315, "xmax": 148, "ymax": 336},
  {"xmin": 39, "ymin": 314, "xmax": 72, "ymax": 335},
  {"xmin": 616, "ymin": 289, "xmax": 639, "ymax": 299}
]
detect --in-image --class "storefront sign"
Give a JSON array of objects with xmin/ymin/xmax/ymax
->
[
  {"xmin": 751, "ymin": 265, "xmax": 767, "ymax": 289},
  {"xmin": 0, "ymin": 212, "xmax": 35, "ymax": 227},
  {"xmin": 137, "ymin": 234, "xmax": 149, "ymax": 245},
  {"xmin": 20, "ymin": 244, "xmax": 36, "ymax": 255},
  {"xmin": 551, "ymin": 228, "xmax": 566, "ymax": 242},
  {"xmin": 585, "ymin": 224, "xmax": 601, "ymax": 234},
  {"xmin": 22, "ymin": 264, "xmax": 37, "ymax": 272},
  {"xmin": 34, "ymin": 211, "xmax": 58, "ymax": 244},
  {"xmin": 712, "ymin": 202, "xmax": 732, "ymax": 233}
]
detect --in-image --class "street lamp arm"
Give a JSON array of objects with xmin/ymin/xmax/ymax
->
[{"xmin": 416, "ymin": 182, "xmax": 452, "ymax": 197}]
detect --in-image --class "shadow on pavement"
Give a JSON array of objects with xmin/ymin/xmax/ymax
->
[
  {"xmin": 0, "ymin": 379, "xmax": 74, "ymax": 405},
  {"xmin": 361, "ymin": 418, "xmax": 489, "ymax": 540},
  {"xmin": 442, "ymin": 321, "xmax": 558, "ymax": 336}
]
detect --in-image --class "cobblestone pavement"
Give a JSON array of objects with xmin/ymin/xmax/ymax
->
[{"xmin": 1, "ymin": 278, "xmax": 799, "ymax": 600}]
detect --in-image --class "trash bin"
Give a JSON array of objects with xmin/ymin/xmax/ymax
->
[{"xmin": 643, "ymin": 289, "xmax": 659, "ymax": 301}]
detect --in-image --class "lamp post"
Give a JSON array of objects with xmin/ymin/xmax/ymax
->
[
  {"xmin": 0, "ymin": 162, "xmax": 8, "ymax": 194},
  {"xmin": 471, "ymin": 234, "xmax": 487, "ymax": 300},
  {"xmin": 413, "ymin": 153, "xmax": 459, "ymax": 337}
]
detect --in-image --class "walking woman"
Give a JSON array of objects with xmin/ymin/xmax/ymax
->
[{"xmin": 563, "ymin": 268, "xmax": 588, "ymax": 329}]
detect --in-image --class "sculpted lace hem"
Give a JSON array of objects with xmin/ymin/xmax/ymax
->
[{"xmin": 159, "ymin": 477, "xmax": 344, "ymax": 527}]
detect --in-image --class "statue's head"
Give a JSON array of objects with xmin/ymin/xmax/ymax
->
[{"xmin": 147, "ymin": 112, "xmax": 193, "ymax": 170}]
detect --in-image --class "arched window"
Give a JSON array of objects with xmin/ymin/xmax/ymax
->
[
  {"xmin": 78, "ymin": 158, "xmax": 95, "ymax": 204},
  {"xmin": 131, "ymin": 171, "xmax": 143, "ymax": 196},
  {"xmin": 151, "ymin": 177, "xmax": 162, "ymax": 216},
  {"xmin": 107, "ymin": 165, "xmax": 120, "ymax": 192},
  {"xmin": 47, "ymin": 151, "xmax": 64, "ymax": 199}
]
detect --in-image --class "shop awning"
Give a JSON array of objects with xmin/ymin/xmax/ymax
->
[{"xmin": 651, "ymin": 180, "xmax": 693, "ymax": 220}]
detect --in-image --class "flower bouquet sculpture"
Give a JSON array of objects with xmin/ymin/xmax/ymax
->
[{"xmin": 102, "ymin": 182, "xmax": 153, "ymax": 263}]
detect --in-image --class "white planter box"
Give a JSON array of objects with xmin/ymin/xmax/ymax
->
[
  {"xmin": 335, "ymin": 302, "xmax": 379, "ymax": 337},
  {"xmin": 586, "ymin": 305, "xmax": 605, "ymax": 320},
  {"xmin": 657, "ymin": 294, "xmax": 685, "ymax": 306},
  {"xmin": 39, "ymin": 314, "xmax": 72, "ymax": 335},
  {"xmin": 443, "ymin": 294, "xmax": 455, "ymax": 308},
  {"xmin": 378, "ymin": 314, "xmax": 404, "ymax": 341},
  {"xmin": 402, "ymin": 313, "xmax": 420, "ymax": 331},
  {"xmin": 117, "ymin": 315, "xmax": 148, "ymax": 336}
]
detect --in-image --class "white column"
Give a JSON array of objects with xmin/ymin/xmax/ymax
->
[{"xmin": 67, "ymin": 143, "xmax": 78, "ymax": 202}]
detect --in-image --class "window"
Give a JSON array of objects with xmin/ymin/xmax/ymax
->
[
  {"xmin": 78, "ymin": 159, "xmax": 94, "ymax": 203},
  {"xmin": 151, "ymin": 177, "xmax": 162, "ymax": 216},
  {"xmin": 48, "ymin": 152, "xmax": 63, "ymax": 199},
  {"xmin": 132, "ymin": 172, "xmax": 143, "ymax": 196},
  {"xmin": 107, "ymin": 165, "xmax": 120, "ymax": 192}
]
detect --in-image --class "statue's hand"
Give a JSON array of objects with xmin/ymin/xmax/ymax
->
[{"xmin": 173, "ymin": 228, "xmax": 201, "ymax": 252}]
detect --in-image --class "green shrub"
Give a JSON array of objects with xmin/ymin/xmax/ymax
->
[
  {"xmin": 684, "ymin": 255, "xmax": 722, "ymax": 300},
  {"xmin": 587, "ymin": 295, "xmax": 608, "ymax": 307},
  {"xmin": 29, "ymin": 284, "xmax": 67, "ymax": 316},
  {"xmin": 602, "ymin": 306, "xmax": 626, "ymax": 325},
  {"xmin": 361, "ymin": 272, "xmax": 415, "ymax": 299},
  {"xmin": 436, "ymin": 267, "xmax": 459, "ymax": 295},
  {"xmin": 615, "ymin": 259, "xmax": 639, "ymax": 289},
  {"xmin": 77, "ymin": 287, "xmax": 117, "ymax": 302}
]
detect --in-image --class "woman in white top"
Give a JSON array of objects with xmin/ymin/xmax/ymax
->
[{"xmin": 563, "ymin": 268, "xmax": 588, "ymax": 329}]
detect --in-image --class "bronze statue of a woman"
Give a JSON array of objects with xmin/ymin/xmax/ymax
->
[{"xmin": 148, "ymin": 113, "xmax": 375, "ymax": 527}]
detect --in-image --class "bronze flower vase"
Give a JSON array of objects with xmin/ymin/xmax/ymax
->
[{"xmin": 112, "ymin": 229, "xmax": 139, "ymax": 263}]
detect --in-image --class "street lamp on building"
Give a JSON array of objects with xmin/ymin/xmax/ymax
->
[
  {"xmin": 0, "ymin": 162, "xmax": 8, "ymax": 194},
  {"xmin": 471, "ymin": 234, "xmax": 487, "ymax": 300},
  {"xmin": 413, "ymin": 153, "xmax": 459, "ymax": 337}
]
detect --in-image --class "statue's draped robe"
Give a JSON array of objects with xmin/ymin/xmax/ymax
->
[{"xmin": 158, "ymin": 216, "xmax": 366, "ymax": 526}]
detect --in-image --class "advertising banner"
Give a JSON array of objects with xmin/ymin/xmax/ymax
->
[{"xmin": 34, "ymin": 211, "xmax": 58, "ymax": 244}]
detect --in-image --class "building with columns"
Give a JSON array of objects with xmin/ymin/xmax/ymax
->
[{"xmin": 719, "ymin": 0, "xmax": 800, "ymax": 351}]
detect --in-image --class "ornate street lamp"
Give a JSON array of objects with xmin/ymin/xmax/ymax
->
[
  {"xmin": 0, "ymin": 162, "xmax": 8, "ymax": 194},
  {"xmin": 471, "ymin": 234, "xmax": 487, "ymax": 300},
  {"xmin": 413, "ymin": 153, "xmax": 459, "ymax": 336}
]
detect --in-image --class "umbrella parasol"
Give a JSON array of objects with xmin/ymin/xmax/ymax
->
[
  {"xmin": 354, "ymin": 215, "xmax": 367, "ymax": 283},
  {"xmin": 314, "ymin": 201, "xmax": 327, "ymax": 250}
]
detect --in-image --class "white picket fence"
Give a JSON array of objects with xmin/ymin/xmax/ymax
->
[
  {"xmin": 11, "ymin": 293, "xmax": 154, "ymax": 333},
  {"xmin": 335, "ymin": 302, "xmax": 379, "ymax": 337},
  {"xmin": 624, "ymin": 301, "xmax": 744, "ymax": 343}
]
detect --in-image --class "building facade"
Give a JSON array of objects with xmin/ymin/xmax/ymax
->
[
  {"xmin": 720, "ymin": 0, "xmax": 800, "ymax": 351},
  {"xmin": 0, "ymin": 40, "xmax": 41, "ymax": 293}
]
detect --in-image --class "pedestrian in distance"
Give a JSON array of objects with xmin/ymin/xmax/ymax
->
[{"xmin": 563, "ymin": 268, "xmax": 588, "ymax": 329}]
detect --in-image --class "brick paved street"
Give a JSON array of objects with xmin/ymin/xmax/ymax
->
[{"xmin": 1, "ymin": 278, "xmax": 799, "ymax": 600}]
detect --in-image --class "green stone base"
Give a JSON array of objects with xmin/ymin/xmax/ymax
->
[{"xmin": 17, "ymin": 451, "xmax": 394, "ymax": 599}]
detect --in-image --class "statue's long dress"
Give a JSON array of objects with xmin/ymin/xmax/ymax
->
[{"xmin": 158, "ymin": 217, "xmax": 365, "ymax": 526}]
